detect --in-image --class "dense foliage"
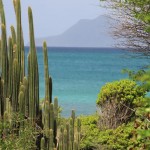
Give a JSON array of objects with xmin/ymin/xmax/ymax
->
[
  {"xmin": 79, "ymin": 114, "xmax": 136, "ymax": 150},
  {"xmin": 0, "ymin": 113, "xmax": 40, "ymax": 150},
  {"xmin": 79, "ymin": 77, "xmax": 149, "ymax": 149},
  {"xmin": 79, "ymin": 115, "xmax": 99, "ymax": 149},
  {"xmin": 97, "ymin": 79, "xmax": 145, "ymax": 105},
  {"xmin": 96, "ymin": 79, "xmax": 145, "ymax": 129},
  {"xmin": 124, "ymin": 69, "xmax": 150, "ymax": 149}
]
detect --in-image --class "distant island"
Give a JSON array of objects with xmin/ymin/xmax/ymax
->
[{"xmin": 35, "ymin": 15, "xmax": 118, "ymax": 47}]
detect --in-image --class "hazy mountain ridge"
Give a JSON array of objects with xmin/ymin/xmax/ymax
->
[{"xmin": 35, "ymin": 15, "xmax": 117, "ymax": 47}]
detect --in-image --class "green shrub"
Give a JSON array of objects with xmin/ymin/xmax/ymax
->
[
  {"xmin": 79, "ymin": 79, "xmax": 149, "ymax": 150},
  {"xmin": 96, "ymin": 79, "xmax": 145, "ymax": 129},
  {"xmin": 79, "ymin": 114, "xmax": 136, "ymax": 150},
  {"xmin": 79, "ymin": 114, "xmax": 99, "ymax": 150},
  {"xmin": 97, "ymin": 122, "xmax": 134, "ymax": 150},
  {"xmin": 0, "ymin": 113, "xmax": 41, "ymax": 150},
  {"xmin": 123, "ymin": 69, "xmax": 150, "ymax": 149},
  {"xmin": 96, "ymin": 79, "xmax": 145, "ymax": 106}
]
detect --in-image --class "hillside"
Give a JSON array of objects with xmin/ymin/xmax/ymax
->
[{"xmin": 35, "ymin": 15, "xmax": 117, "ymax": 47}]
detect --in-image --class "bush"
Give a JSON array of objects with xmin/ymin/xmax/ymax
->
[
  {"xmin": 0, "ymin": 113, "xmax": 41, "ymax": 150},
  {"xmin": 96, "ymin": 79, "xmax": 145, "ymax": 129},
  {"xmin": 79, "ymin": 114, "xmax": 99, "ymax": 150},
  {"xmin": 97, "ymin": 122, "xmax": 135, "ymax": 150},
  {"xmin": 79, "ymin": 114, "xmax": 136, "ymax": 150}
]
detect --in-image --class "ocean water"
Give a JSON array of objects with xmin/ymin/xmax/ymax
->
[{"xmin": 25, "ymin": 47, "xmax": 150, "ymax": 117}]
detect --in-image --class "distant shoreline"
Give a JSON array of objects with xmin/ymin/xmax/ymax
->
[{"xmin": 25, "ymin": 46, "xmax": 128, "ymax": 50}]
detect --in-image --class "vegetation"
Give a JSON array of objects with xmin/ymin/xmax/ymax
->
[
  {"xmin": 96, "ymin": 79, "xmax": 145, "ymax": 129},
  {"xmin": 0, "ymin": 0, "xmax": 81, "ymax": 149},
  {"xmin": 80, "ymin": 78, "xmax": 149, "ymax": 150},
  {"xmin": 79, "ymin": 114, "xmax": 99, "ymax": 149},
  {"xmin": 124, "ymin": 69, "xmax": 150, "ymax": 149},
  {"xmin": 101, "ymin": 0, "xmax": 150, "ymax": 51},
  {"xmin": 0, "ymin": 113, "xmax": 40, "ymax": 150},
  {"xmin": 0, "ymin": 0, "xmax": 149, "ymax": 149},
  {"xmin": 79, "ymin": 114, "xmax": 135, "ymax": 150}
]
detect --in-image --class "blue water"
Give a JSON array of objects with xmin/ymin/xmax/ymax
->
[{"xmin": 25, "ymin": 47, "xmax": 150, "ymax": 116}]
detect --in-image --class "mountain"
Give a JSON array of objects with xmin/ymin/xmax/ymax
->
[{"xmin": 35, "ymin": 15, "xmax": 117, "ymax": 47}]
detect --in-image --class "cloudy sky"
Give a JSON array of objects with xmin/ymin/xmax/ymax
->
[{"xmin": 3, "ymin": 0, "xmax": 108, "ymax": 44}]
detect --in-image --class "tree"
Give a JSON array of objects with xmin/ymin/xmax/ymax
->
[{"xmin": 101, "ymin": 0, "xmax": 150, "ymax": 51}]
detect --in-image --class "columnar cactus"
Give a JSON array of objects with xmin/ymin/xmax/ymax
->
[
  {"xmin": 22, "ymin": 77, "xmax": 29, "ymax": 117},
  {"xmin": 8, "ymin": 37, "xmax": 13, "ymax": 99},
  {"xmin": 0, "ymin": 77, "xmax": 3, "ymax": 118},
  {"xmin": 76, "ymin": 118, "xmax": 81, "ymax": 149},
  {"xmin": 12, "ymin": 59, "xmax": 19, "ymax": 112},
  {"xmin": 43, "ymin": 42, "xmax": 52, "ymax": 103},
  {"xmin": 41, "ymin": 137, "xmax": 46, "ymax": 150},
  {"xmin": 0, "ymin": 1, "xmax": 8, "ymax": 93},
  {"xmin": 0, "ymin": 0, "xmax": 81, "ymax": 149},
  {"xmin": 1, "ymin": 24, "xmax": 8, "ymax": 102},
  {"xmin": 28, "ymin": 6, "xmax": 39, "ymax": 123}
]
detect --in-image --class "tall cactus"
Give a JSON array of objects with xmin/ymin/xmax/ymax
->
[
  {"xmin": 0, "ymin": 76, "xmax": 3, "ymax": 118},
  {"xmin": 43, "ymin": 42, "xmax": 52, "ymax": 103},
  {"xmin": 28, "ymin": 7, "xmax": 39, "ymax": 122},
  {"xmin": 16, "ymin": 0, "xmax": 22, "ymax": 79},
  {"xmin": 8, "ymin": 37, "xmax": 13, "ymax": 99},
  {"xmin": 0, "ymin": 0, "xmax": 7, "ymax": 85},
  {"xmin": 0, "ymin": 0, "xmax": 81, "ymax": 149},
  {"xmin": 1, "ymin": 24, "xmax": 8, "ymax": 101},
  {"xmin": 0, "ymin": 40, "xmax": 1, "ymax": 71},
  {"xmin": 13, "ymin": 0, "xmax": 25, "ymax": 81},
  {"xmin": 12, "ymin": 59, "xmax": 19, "ymax": 112},
  {"xmin": 41, "ymin": 137, "xmax": 46, "ymax": 150},
  {"xmin": 22, "ymin": 77, "xmax": 29, "ymax": 117},
  {"xmin": 10, "ymin": 25, "xmax": 17, "ymax": 47},
  {"xmin": 77, "ymin": 118, "xmax": 81, "ymax": 149}
]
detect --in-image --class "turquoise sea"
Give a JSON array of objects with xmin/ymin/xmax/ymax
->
[{"xmin": 25, "ymin": 47, "xmax": 150, "ymax": 116}]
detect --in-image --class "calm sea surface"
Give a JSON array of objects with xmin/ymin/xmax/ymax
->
[{"xmin": 25, "ymin": 47, "xmax": 150, "ymax": 116}]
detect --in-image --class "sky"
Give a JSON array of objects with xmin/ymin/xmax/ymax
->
[{"xmin": 3, "ymin": 0, "xmax": 108, "ymax": 44}]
